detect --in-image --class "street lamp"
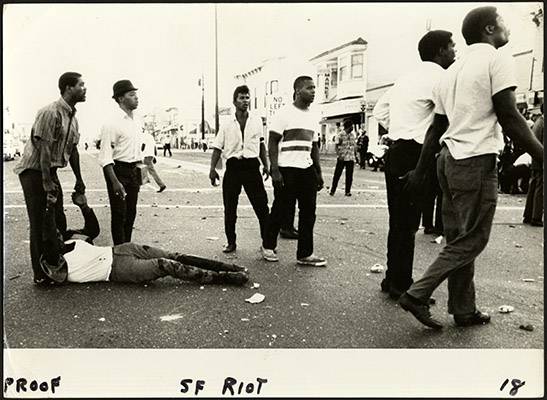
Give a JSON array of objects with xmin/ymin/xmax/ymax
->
[{"xmin": 199, "ymin": 74, "xmax": 205, "ymax": 140}]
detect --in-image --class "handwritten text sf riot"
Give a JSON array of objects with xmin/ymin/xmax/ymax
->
[{"xmin": 181, "ymin": 377, "xmax": 268, "ymax": 396}]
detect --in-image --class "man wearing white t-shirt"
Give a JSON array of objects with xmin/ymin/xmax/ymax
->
[
  {"xmin": 262, "ymin": 76, "xmax": 326, "ymax": 267},
  {"xmin": 373, "ymin": 30, "xmax": 456, "ymax": 300},
  {"xmin": 142, "ymin": 132, "xmax": 167, "ymax": 193},
  {"xmin": 399, "ymin": 6, "xmax": 544, "ymax": 329},
  {"xmin": 39, "ymin": 192, "xmax": 249, "ymax": 286}
]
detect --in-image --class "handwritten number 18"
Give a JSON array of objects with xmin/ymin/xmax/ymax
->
[{"xmin": 500, "ymin": 378, "xmax": 525, "ymax": 396}]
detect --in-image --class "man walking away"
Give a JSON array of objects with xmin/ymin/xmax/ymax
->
[
  {"xmin": 523, "ymin": 103, "xmax": 543, "ymax": 227},
  {"xmin": 400, "ymin": 6, "xmax": 543, "ymax": 329},
  {"xmin": 142, "ymin": 132, "xmax": 167, "ymax": 193},
  {"xmin": 373, "ymin": 30, "xmax": 456, "ymax": 300}
]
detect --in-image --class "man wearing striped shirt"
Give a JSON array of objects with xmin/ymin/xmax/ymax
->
[
  {"xmin": 262, "ymin": 76, "xmax": 326, "ymax": 267},
  {"xmin": 14, "ymin": 72, "xmax": 87, "ymax": 285}
]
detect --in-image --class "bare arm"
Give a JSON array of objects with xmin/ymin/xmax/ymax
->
[
  {"xmin": 209, "ymin": 148, "xmax": 222, "ymax": 186},
  {"xmin": 311, "ymin": 141, "xmax": 324, "ymax": 190},
  {"xmin": 493, "ymin": 88, "xmax": 543, "ymax": 161},
  {"xmin": 259, "ymin": 141, "xmax": 270, "ymax": 179},
  {"xmin": 268, "ymin": 131, "xmax": 283, "ymax": 188},
  {"xmin": 103, "ymin": 164, "xmax": 126, "ymax": 198},
  {"xmin": 69, "ymin": 146, "xmax": 85, "ymax": 193}
]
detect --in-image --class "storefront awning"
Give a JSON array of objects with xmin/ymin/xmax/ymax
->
[{"xmin": 319, "ymin": 97, "xmax": 365, "ymax": 121}]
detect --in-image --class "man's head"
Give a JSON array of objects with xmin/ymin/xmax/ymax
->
[
  {"xmin": 418, "ymin": 30, "xmax": 456, "ymax": 69},
  {"xmin": 343, "ymin": 118, "xmax": 354, "ymax": 133},
  {"xmin": 59, "ymin": 72, "xmax": 86, "ymax": 103},
  {"xmin": 293, "ymin": 76, "xmax": 315, "ymax": 105},
  {"xmin": 462, "ymin": 6, "xmax": 510, "ymax": 48},
  {"xmin": 232, "ymin": 85, "xmax": 250, "ymax": 112},
  {"xmin": 112, "ymin": 80, "xmax": 139, "ymax": 110}
]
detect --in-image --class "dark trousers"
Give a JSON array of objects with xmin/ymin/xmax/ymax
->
[
  {"xmin": 19, "ymin": 169, "xmax": 66, "ymax": 281},
  {"xmin": 281, "ymin": 196, "xmax": 297, "ymax": 230},
  {"xmin": 408, "ymin": 146, "xmax": 498, "ymax": 315},
  {"xmin": 523, "ymin": 169, "xmax": 543, "ymax": 223},
  {"xmin": 359, "ymin": 149, "xmax": 368, "ymax": 168},
  {"xmin": 222, "ymin": 158, "xmax": 269, "ymax": 246},
  {"xmin": 105, "ymin": 162, "xmax": 141, "ymax": 245},
  {"xmin": 330, "ymin": 159, "xmax": 354, "ymax": 194},
  {"xmin": 264, "ymin": 166, "xmax": 317, "ymax": 259},
  {"xmin": 384, "ymin": 139, "xmax": 422, "ymax": 292},
  {"xmin": 163, "ymin": 143, "xmax": 172, "ymax": 157}
]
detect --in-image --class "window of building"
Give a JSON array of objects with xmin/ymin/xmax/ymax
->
[
  {"xmin": 339, "ymin": 57, "xmax": 348, "ymax": 82},
  {"xmin": 351, "ymin": 54, "xmax": 363, "ymax": 78},
  {"xmin": 331, "ymin": 69, "xmax": 338, "ymax": 88}
]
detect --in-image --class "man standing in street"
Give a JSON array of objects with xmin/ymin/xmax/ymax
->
[
  {"xmin": 523, "ymin": 102, "xmax": 543, "ymax": 227},
  {"xmin": 357, "ymin": 129, "xmax": 369, "ymax": 169},
  {"xmin": 162, "ymin": 134, "xmax": 172, "ymax": 157},
  {"xmin": 373, "ymin": 30, "xmax": 456, "ymax": 300},
  {"xmin": 329, "ymin": 118, "xmax": 357, "ymax": 196},
  {"xmin": 98, "ymin": 79, "xmax": 144, "ymax": 245},
  {"xmin": 14, "ymin": 71, "xmax": 87, "ymax": 284},
  {"xmin": 399, "ymin": 6, "xmax": 544, "ymax": 329},
  {"xmin": 262, "ymin": 76, "xmax": 326, "ymax": 266},
  {"xmin": 209, "ymin": 85, "xmax": 270, "ymax": 253}
]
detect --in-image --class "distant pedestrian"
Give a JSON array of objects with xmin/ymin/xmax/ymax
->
[
  {"xmin": 373, "ymin": 29, "xmax": 456, "ymax": 300},
  {"xmin": 98, "ymin": 79, "xmax": 144, "ymax": 245},
  {"xmin": 523, "ymin": 103, "xmax": 543, "ymax": 227},
  {"xmin": 163, "ymin": 135, "xmax": 172, "ymax": 157},
  {"xmin": 142, "ymin": 132, "xmax": 166, "ymax": 193},
  {"xmin": 262, "ymin": 76, "xmax": 326, "ymax": 266},
  {"xmin": 14, "ymin": 71, "xmax": 87, "ymax": 284},
  {"xmin": 329, "ymin": 118, "xmax": 357, "ymax": 196},
  {"xmin": 209, "ymin": 85, "xmax": 270, "ymax": 253},
  {"xmin": 400, "ymin": 6, "xmax": 544, "ymax": 329},
  {"xmin": 357, "ymin": 130, "xmax": 369, "ymax": 169}
]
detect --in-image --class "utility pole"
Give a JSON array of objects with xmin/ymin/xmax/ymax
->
[
  {"xmin": 200, "ymin": 74, "xmax": 205, "ymax": 140},
  {"xmin": 214, "ymin": 4, "xmax": 219, "ymax": 135}
]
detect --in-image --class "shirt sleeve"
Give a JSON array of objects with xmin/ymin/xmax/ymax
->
[
  {"xmin": 269, "ymin": 108, "xmax": 286, "ymax": 137},
  {"xmin": 432, "ymin": 78, "xmax": 446, "ymax": 115},
  {"xmin": 490, "ymin": 51, "xmax": 517, "ymax": 96},
  {"xmin": 32, "ymin": 108, "xmax": 59, "ymax": 143},
  {"xmin": 98, "ymin": 124, "xmax": 115, "ymax": 167},
  {"xmin": 372, "ymin": 89, "xmax": 391, "ymax": 129},
  {"xmin": 211, "ymin": 123, "xmax": 225, "ymax": 151}
]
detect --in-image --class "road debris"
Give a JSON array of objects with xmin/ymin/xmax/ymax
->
[
  {"xmin": 370, "ymin": 263, "xmax": 384, "ymax": 273},
  {"xmin": 98, "ymin": 317, "xmax": 106, "ymax": 322},
  {"xmin": 251, "ymin": 283, "xmax": 260, "ymax": 289},
  {"xmin": 300, "ymin": 303, "xmax": 310, "ymax": 307},
  {"xmin": 245, "ymin": 293, "xmax": 265, "ymax": 304},
  {"xmin": 498, "ymin": 305, "xmax": 514, "ymax": 313},
  {"xmin": 206, "ymin": 236, "xmax": 219, "ymax": 241},
  {"xmin": 241, "ymin": 318, "xmax": 250, "ymax": 322},
  {"xmin": 522, "ymin": 278, "xmax": 535, "ymax": 282},
  {"xmin": 519, "ymin": 324, "xmax": 534, "ymax": 332},
  {"xmin": 515, "ymin": 244, "xmax": 523, "ymax": 248},
  {"xmin": 160, "ymin": 314, "xmax": 183, "ymax": 322}
]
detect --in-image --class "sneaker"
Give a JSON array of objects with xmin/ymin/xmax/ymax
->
[
  {"xmin": 345, "ymin": 192, "xmax": 352, "ymax": 197},
  {"xmin": 280, "ymin": 228, "xmax": 299, "ymax": 239},
  {"xmin": 157, "ymin": 185, "xmax": 167, "ymax": 193},
  {"xmin": 297, "ymin": 254, "xmax": 327, "ymax": 267},
  {"xmin": 261, "ymin": 246, "xmax": 279, "ymax": 262}
]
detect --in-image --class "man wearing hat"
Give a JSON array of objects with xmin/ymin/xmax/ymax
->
[
  {"xmin": 98, "ymin": 80, "xmax": 144, "ymax": 245},
  {"xmin": 39, "ymin": 192, "xmax": 249, "ymax": 286}
]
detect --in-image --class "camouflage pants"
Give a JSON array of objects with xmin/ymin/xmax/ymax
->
[{"xmin": 109, "ymin": 243, "xmax": 244, "ymax": 284}]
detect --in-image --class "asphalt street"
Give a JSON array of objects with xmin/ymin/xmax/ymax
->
[{"xmin": 3, "ymin": 149, "xmax": 544, "ymax": 348}]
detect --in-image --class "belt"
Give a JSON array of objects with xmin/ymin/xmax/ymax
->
[{"xmin": 114, "ymin": 160, "xmax": 140, "ymax": 167}]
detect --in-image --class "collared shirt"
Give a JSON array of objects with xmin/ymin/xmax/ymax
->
[
  {"xmin": 434, "ymin": 43, "xmax": 517, "ymax": 160},
  {"xmin": 373, "ymin": 62, "xmax": 445, "ymax": 145},
  {"xmin": 64, "ymin": 240, "xmax": 113, "ymax": 282},
  {"xmin": 142, "ymin": 133, "xmax": 156, "ymax": 159},
  {"xmin": 335, "ymin": 130, "xmax": 357, "ymax": 161},
  {"xmin": 270, "ymin": 104, "xmax": 320, "ymax": 169},
  {"xmin": 14, "ymin": 98, "xmax": 80, "ymax": 175},
  {"xmin": 98, "ymin": 109, "xmax": 144, "ymax": 167},
  {"xmin": 211, "ymin": 113, "xmax": 264, "ymax": 159}
]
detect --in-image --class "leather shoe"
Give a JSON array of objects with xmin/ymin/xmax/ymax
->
[
  {"xmin": 531, "ymin": 220, "xmax": 543, "ymax": 227},
  {"xmin": 389, "ymin": 285, "xmax": 436, "ymax": 305},
  {"xmin": 398, "ymin": 293, "xmax": 443, "ymax": 329},
  {"xmin": 454, "ymin": 310, "xmax": 491, "ymax": 327},
  {"xmin": 222, "ymin": 243, "xmax": 236, "ymax": 253},
  {"xmin": 280, "ymin": 228, "xmax": 299, "ymax": 239}
]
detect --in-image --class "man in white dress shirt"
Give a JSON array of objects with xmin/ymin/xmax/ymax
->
[
  {"xmin": 399, "ymin": 6, "xmax": 543, "ymax": 329},
  {"xmin": 209, "ymin": 85, "xmax": 270, "ymax": 253},
  {"xmin": 373, "ymin": 30, "xmax": 456, "ymax": 300},
  {"xmin": 98, "ymin": 80, "xmax": 144, "ymax": 245}
]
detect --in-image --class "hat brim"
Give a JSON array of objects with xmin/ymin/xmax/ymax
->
[
  {"xmin": 112, "ymin": 88, "xmax": 138, "ymax": 99},
  {"xmin": 39, "ymin": 255, "xmax": 68, "ymax": 283}
]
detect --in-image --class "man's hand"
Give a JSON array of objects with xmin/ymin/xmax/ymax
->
[
  {"xmin": 71, "ymin": 191, "xmax": 88, "ymax": 208},
  {"xmin": 401, "ymin": 169, "xmax": 427, "ymax": 206},
  {"xmin": 271, "ymin": 167, "xmax": 283, "ymax": 189},
  {"xmin": 74, "ymin": 179, "xmax": 86, "ymax": 194},
  {"xmin": 262, "ymin": 166, "xmax": 270, "ymax": 181},
  {"xmin": 209, "ymin": 169, "xmax": 220, "ymax": 186},
  {"xmin": 112, "ymin": 181, "xmax": 127, "ymax": 200},
  {"xmin": 316, "ymin": 174, "xmax": 324, "ymax": 191},
  {"xmin": 43, "ymin": 179, "xmax": 58, "ymax": 196},
  {"xmin": 46, "ymin": 192, "xmax": 57, "ymax": 207}
]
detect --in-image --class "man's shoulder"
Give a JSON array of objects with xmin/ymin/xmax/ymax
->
[{"xmin": 36, "ymin": 101, "xmax": 62, "ymax": 118}]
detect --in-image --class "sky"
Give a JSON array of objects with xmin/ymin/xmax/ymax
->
[{"xmin": 3, "ymin": 2, "xmax": 542, "ymax": 142}]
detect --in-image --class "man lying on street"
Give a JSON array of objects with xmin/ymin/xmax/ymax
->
[{"xmin": 39, "ymin": 191, "xmax": 249, "ymax": 286}]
